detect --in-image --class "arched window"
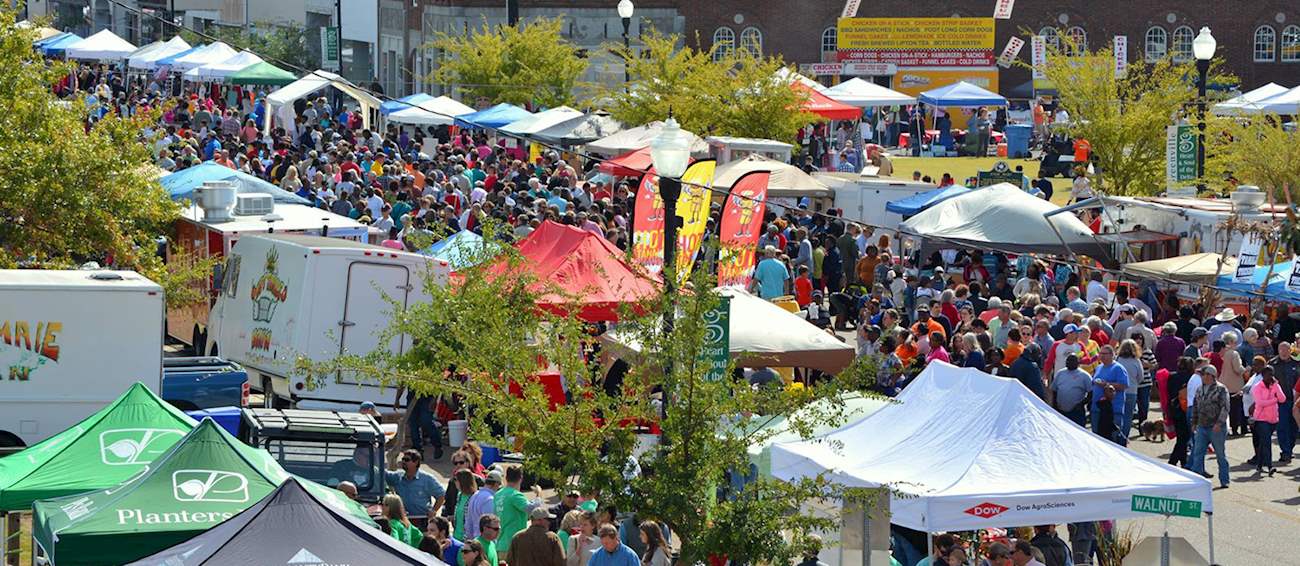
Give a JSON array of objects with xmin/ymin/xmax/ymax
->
[
  {"xmin": 1171, "ymin": 25, "xmax": 1195, "ymax": 62},
  {"xmin": 739, "ymin": 27, "xmax": 763, "ymax": 56},
  {"xmin": 1283, "ymin": 25, "xmax": 1300, "ymax": 62},
  {"xmin": 821, "ymin": 27, "xmax": 837, "ymax": 54},
  {"xmin": 1255, "ymin": 25, "xmax": 1276, "ymax": 62},
  {"xmin": 711, "ymin": 27, "xmax": 734, "ymax": 61},
  {"xmin": 1145, "ymin": 26, "xmax": 1167, "ymax": 61},
  {"xmin": 1039, "ymin": 27, "xmax": 1060, "ymax": 51},
  {"xmin": 1065, "ymin": 26, "xmax": 1087, "ymax": 55}
]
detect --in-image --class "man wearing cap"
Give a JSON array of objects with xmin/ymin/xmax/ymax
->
[
  {"xmin": 549, "ymin": 490, "xmax": 582, "ymax": 531},
  {"xmin": 1185, "ymin": 327, "xmax": 1209, "ymax": 360},
  {"xmin": 1189, "ymin": 364, "xmax": 1231, "ymax": 487},
  {"xmin": 464, "ymin": 470, "xmax": 501, "ymax": 540},
  {"xmin": 505, "ymin": 507, "xmax": 565, "ymax": 566},
  {"xmin": 752, "ymin": 246, "xmax": 790, "ymax": 300},
  {"xmin": 1050, "ymin": 353, "xmax": 1092, "ymax": 426},
  {"xmin": 1207, "ymin": 308, "xmax": 1240, "ymax": 347},
  {"xmin": 1270, "ymin": 342, "xmax": 1299, "ymax": 463},
  {"xmin": 910, "ymin": 306, "xmax": 946, "ymax": 342},
  {"xmin": 1044, "ymin": 324, "xmax": 1086, "ymax": 383}
]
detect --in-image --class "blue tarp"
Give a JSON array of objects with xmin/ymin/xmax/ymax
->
[
  {"xmin": 160, "ymin": 162, "xmax": 310, "ymax": 205},
  {"xmin": 919, "ymin": 81, "xmax": 1008, "ymax": 107},
  {"xmin": 419, "ymin": 230, "xmax": 499, "ymax": 270},
  {"xmin": 381, "ymin": 92, "xmax": 435, "ymax": 115},
  {"xmin": 154, "ymin": 44, "xmax": 202, "ymax": 68},
  {"xmin": 34, "ymin": 32, "xmax": 72, "ymax": 48},
  {"xmin": 1215, "ymin": 261, "xmax": 1300, "ymax": 304},
  {"xmin": 454, "ymin": 103, "xmax": 533, "ymax": 129},
  {"xmin": 39, "ymin": 32, "xmax": 83, "ymax": 57},
  {"xmin": 885, "ymin": 185, "xmax": 972, "ymax": 216}
]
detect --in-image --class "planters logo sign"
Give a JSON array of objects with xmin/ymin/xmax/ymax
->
[
  {"xmin": 964, "ymin": 502, "xmax": 1008, "ymax": 519},
  {"xmin": 249, "ymin": 248, "xmax": 288, "ymax": 352},
  {"xmin": 1, "ymin": 320, "xmax": 62, "ymax": 381}
]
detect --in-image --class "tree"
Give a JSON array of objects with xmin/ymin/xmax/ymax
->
[
  {"xmin": 1029, "ymin": 32, "xmax": 1228, "ymax": 196},
  {"xmin": 301, "ymin": 222, "xmax": 882, "ymax": 563},
  {"xmin": 0, "ymin": 13, "xmax": 194, "ymax": 294},
  {"xmin": 430, "ymin": 17, "xmax": 588, "ymax": 108},
  {"xmin": 187, "ymin": 21, "xmax": 316, "ymax": 72},
  {"xmin": 1207, "ymin": 116, "xmax": 1300, "ymax": 255},
  {"xmin": 599, "ymin": 30, "xmax": 817, "ymax": 145}
]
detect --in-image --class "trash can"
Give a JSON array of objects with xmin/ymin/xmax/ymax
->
[{"xmin": 1004, "ymin": 124, "xmax": 1033, "ymax": 158}]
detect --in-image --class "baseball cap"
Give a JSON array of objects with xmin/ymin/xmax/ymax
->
[
  {"xmin": 359, "ymin": 401, "xmax": 377, "ymax": 411},
  {"xmin": 1062, "ymin": 323, "xmax": 1080, "ymax": 334},
  {"xmin": 530, "ymin": 507, "xmax": 555, "ymax": 520},
  {"xmin": 485, "ymin": 470, "xmax": 504, "ymax": 484},
  {"xmin": 1199, "ymin": 365, "xmax": 1218, "ymax": 376},
  {"xmin": 1190, "ymin": 327, "xmax": 1208, "ymax": 340},
  {"xmin": 1119, "ymin": 304, "xmax": 1136, "ymax": 313}
]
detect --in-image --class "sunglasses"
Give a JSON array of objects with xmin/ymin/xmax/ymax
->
[
  {"xmin": 401, "ymin": 457, "xmax": 416, "ymax": 463},
  {"xmin": 452, "ymin": 459, "xmax": 468, "ymax": 465},
  {"xmin": 461, "ymin": 549, "xmax": 477, "ymax": 554}
]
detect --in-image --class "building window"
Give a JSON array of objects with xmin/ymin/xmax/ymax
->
[
  {"xmin": 821, "ymin": 27, "xmax": 837, "ymax": 54},
  {"xmin": 1255, "ymin": 25, "xmax": 1276, "ymax": 62},
  {"xmin": 1065, "ymin": 26, "xmax": 1087, "ymax": 55},
  {"xmin": 1171, "ymin": 25, "xmax": 1194, "ymax": 62},
  {"xmin": 739, "ymin": 27, "xmax": 763, "ymax": 56},
  {"xmin": 1283, "ymin": 25, "xmax": 1300, "ymax": 62},
  {"xmin": 1039, "ymin": 27, "xmax": 1060, "ymax": 51},
  {"xmin": 1145, "ymin": 26, "xmax": 1167, "ymax": 61},
  {"xmin": 712, "ymin": 27, "xmax": 734, "ymax": 61}
]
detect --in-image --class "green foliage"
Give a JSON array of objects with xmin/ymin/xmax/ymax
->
[
  {"xmin": 186, "ymin": 21, "xmax": 315, "ymax": 72},
  {"xmin": 598, "ymin": 30, "xmax": 818, "ymax": 145},
  {"xmin": 302, "ymin": 222, "xmax": 885, "ymax": 562},
  {"xmin": 430, "ymin": 18, "xmax": 588, "ymax": 108},
  {"xmin": 1028, "ymin": 31, "xmax": 1229, "ymax": 196}
]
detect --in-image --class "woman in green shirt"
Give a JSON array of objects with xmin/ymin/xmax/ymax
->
[
  {"xmin": 383, "ymin": 494, "xmax": 422, "ymax": 547},
  {"xmin": 453, "ymin": 469, "xmax": 476, "ymax": 539}
]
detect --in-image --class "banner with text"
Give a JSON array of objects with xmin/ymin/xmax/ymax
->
[
  {"xmin": 1113, "ymin": 35, "xmax": 1128, "ymax": 78},
  {"xmin": 1165, "ymin": 124, "xmax": 1198, "ymax": 186},
  {"xmin": 997, "ymin": 37, "xmax": 1024, "ymax": 68},
  {"xmin": 993, "ymin": 0, "xmax": 1015, "ymax": 19},
  {"xmin": 702, "ymin": 296, "xmax": 731, "ymax": 382},
  {"xmin": 1235, "ymin": 233, "xmax": 1262, "ymax": 284},
  {"xmin": 675, "ymin": 160, "xmax": 718, "ymax": 284},
  {"xmin": 837, "ymin": 17, "xmax": 995, "ymax": 67},
  {"xmin": 717, "ymin": 171, "xmax": 770, "ymax": 288},
  {"xmin": 841, "ymin": 0, "xmax": 861, "ymax": 18},
  {"xmin": 1030, "ymin": 35, "xmax": 1047, "ymax": 79},
  {"xmin": 631, "ymin": 168, "xmax": 664, "ymax": 274}
]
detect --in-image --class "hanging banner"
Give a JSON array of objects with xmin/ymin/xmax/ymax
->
[
  {"xmin": 841, "ymin": 0, "xmax": 861, "ymax": 18},
  {"xmin": 1113, "ymin": 35, "xmax": 1128, "ymax": 78},
  {"xmin": 993, "ymin": 0, "xmax": 1015, "ymax": 19},
  {"xmin": 837, "ymin": 18, "xmax": 995, "ymax": 67},
  {"xmin": 702, "ymin": 296, "xmax": 731, "ymax": 382},
  {"xmin": 321, "ymin": 27, "xmax": 341, "ymax": 71},
  {"xmin": 997, "ymin": 37, "xmax": 1024, "ymax": 69},
  {"xmin": 1235, "ymin": 234, "xmax": 1262, "ymax": 284},
  {"xmin": 1287, "ymin": 256, "xmax": 1300, "ymax": 294},
  {"xmin": 675, "ymin": 160, "xmax": 718, "ymax": 284},
  {"xmin": 716, "ymin": 171, "xmax": 771, "ymax": 289},
  {"xmin": 1030, "ymin": 35, "xmax": 1047, "ymax": 80},
  {"xmin": 631, "ymin": 169, "xmax": 665, "ymax": 274},
  {"xmin": 1165, "ymin": 124, "xmax": 1197, "ymax": 186}
]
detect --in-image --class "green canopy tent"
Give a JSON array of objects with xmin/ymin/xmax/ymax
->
[
  {"xmin": 226, "ymin": 61, "xmax": 296, "ymax": 86},
  {"xmin": 32, "ymin": 419, "xmax": 370, "ymax": 565},
  {"xmin": 0, "ymin": 383, "xmax": 197, "ymax": 513}
]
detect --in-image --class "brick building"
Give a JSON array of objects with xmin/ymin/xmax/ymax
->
[{"xmin": 679, "ymin": 1, "xmax": 1300, "ymax": 96}]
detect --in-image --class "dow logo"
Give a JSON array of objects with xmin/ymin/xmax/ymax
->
[
  {"xmin": 287, "ymin": 548, "xmax": 350, "ymax": 566},
  {"xmin": 99, "ymin": 429, "xmax": 186, "ymax": 466},
  {"xmin": 964, "ymin": 502, "xmax": 1009, "ymax": 519},
  {"xmin": 171, "ymin": 469, "xmax": 249, "ymax": 503}
]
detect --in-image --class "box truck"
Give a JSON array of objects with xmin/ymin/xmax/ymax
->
[
  {"xmin": 204, "ymin": 234, "xmax": 450, "ymax": 411},
  {"xmin": 813, "ymin": 172, "xmax": 937, "ymax": 233},
  {"xmin": 0, "ymin": 270, "xmax": 164, "ymax": 449}
]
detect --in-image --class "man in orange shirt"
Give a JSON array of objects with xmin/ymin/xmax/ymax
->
[
  {"xmin": 1003, "ymin": 327, "xmax": 1025, "ymax": 366},
  {"xmin": 911, "ymin": 306, "xmax": 946, "ymax": 342},
  {"xmin": 856, "ymin": 245, "xmax": 881, "ymax": 288}
]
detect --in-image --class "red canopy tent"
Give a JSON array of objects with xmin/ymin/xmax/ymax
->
[
  {"xmin": 793, "ymin": 82, "xmax": 861, "ymax": 121},
  {"xmin": 598, "ymin": 146, "xmax": 653, "ymax": 177},
  {"xmin": 495, "ymin": 220, "xmax": 660, "ymax": 322}
]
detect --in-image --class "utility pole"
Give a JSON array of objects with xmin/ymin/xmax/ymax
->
[{"xmin": 506, "ymin": 0, "xmax": 519, "ymax": 27}]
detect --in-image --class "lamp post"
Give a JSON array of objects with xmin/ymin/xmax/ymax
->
[
  {"xmin": 1192, "ymin": 27, "xmax": 1216, "ymax": 188},
  {"xmin": 618, "ymin": 0, "xmax": 634, "ymax": 84},
  {"xmin": 649, "ymin": 116, "xmax": 692, "ymax": 396}
]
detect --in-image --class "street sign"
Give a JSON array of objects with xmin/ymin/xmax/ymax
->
[
  {"xmin": 321, "ymin": 26, "xmax": 340, "ymax": 71},
  {"xmin": 1130, "ymin": 495, "xmax": 1202, "ymax": 518},
  {"xmin": 843, "ymin": 62, "xmax": 897, "ymax": 76},
  {"xmin": 1165, "ymin": 124, "xmax": 1197, "ymax": 185},
  {"xmin": 976, "ymin": 161, "xmax": 1025, "ymax": 188},
  {"xmin": 701, "ymin": 296, "xmax": 731, "ymax": 382}
]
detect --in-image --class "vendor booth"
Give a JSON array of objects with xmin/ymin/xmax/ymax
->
[
  {"xmin": 1251, "ymin": 84, "xmax": 1300, "ymax": 115},
  {"xmin": 531, "ymin": 112, "xmax": 623, "ymax": 146},
  {"xmin": 380, "ymin": 92, "xmax": 435, "ymax": 115},
  {"xmin": 1215, "ymin": 261, "xmax": 1300, "ymax": 304},
  {"xmin": 129, "ymin": 35, "xmax": 190, "ymax": 70},
  {"xmin": 454, "ymin": 103, "xmax": 533, "ymax": 130},
  {"xmin": 183, "ymin": 50, "xmax": 262, "ymax": 82},
  {"xmin": 705, "ymin": 136, "xmax": 793, "ymax": 166},
  {"xmin": 63, "ymin": 29, "xmax": 136, "ymax": 61},
  {"xmin": 884, "ymin": 185, "xmax": 971, "ymax": 217},
  {"xmin": 1122, "ymin": 253, "xmax": 1237, "ymax": 285},
  {"xmin": 37, "ymin": 33, "xmax": 82, "ymax": 57},
  {"xmin": 264, "ymin": 70, "xmax": 380, "ymax": 134},
  {"xmin": 387, "ymin": 95, "xmax": 475, "ymax": 126},
  {"xmin": 169, "ymin": 42, "xmax": 237, "ymax": 72},
  {"xmin": 499, "ymin": 106, "xmax": 584, "ymax": 137},
  {"xmin": 420, "ymin": 230, "xmax": 499, "ymax": 270},
  {"xmin": 584, "ymin": 121, "xmax": 710, "ymax": 157},
  {"xmin": 795, "ymin": 81, "xmax": 862, "ymax": 121},
  {"xmin": 916, "ymin": 81, "xmax": 1008, "ymax": 155},
  {"xmin": 226, "ymin": 62, "xmax": 296, "ymax": 86},
  {"xmin": 1212, "ymin": 82, "xmax": 1289, "ymax": 115},
  {"xmin": 712, "ymin": 154, "xmax": 831, "ymax": 200},
  {"xmin": 822, "ymin": 78, "xmax": 916, "ymax": 108}
]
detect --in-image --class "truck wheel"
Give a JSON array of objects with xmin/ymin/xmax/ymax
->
[
  {"xmin": 208, "ymin": 342, "xmax": 219, "ymax": 357},
  {"xmin": 0, "ymin": 431, "xmax": 24, "ymax": 450},
  {"xmin": 191, "ymin": 324, "xmax": 207, "ymax": 356}
]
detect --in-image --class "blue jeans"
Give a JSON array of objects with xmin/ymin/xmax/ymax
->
[
  {"xmin": 408, "ymin": 397, "xmax": 441, "ymax": 453},
  {"xmin": 1278, "ymin": 399, "xmax": 1296, "ymax": 458},
  {"xmin": 1121, "ymin": 393, "xmax": 1137, "ymax": 441},
  {"xmin": 1136, "ymin": 385, "xmax": 1152, "ymax": 423},
  {"xmin": 1190, "ymin": 425, "xmax": 1229, "ymax": 486},
  {"xmin": 1063, "ymin": 404, "xmax": 1087, "ymax": 427},
  {"xmin": 1255, "ymin": 421, "xmax": 1277, "ymax": 469}
]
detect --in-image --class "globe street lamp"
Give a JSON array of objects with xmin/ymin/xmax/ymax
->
[
  {"xmin": 650, "ymin": 116, "xmax": 692, "ymax": 292},
  {"xmin": 618, "ymin": 0, "xmax": 635, "ymax": 84},
  {"xmin": 1192, "ymin": 27, "xmax": 1215, "ymax": 186}
]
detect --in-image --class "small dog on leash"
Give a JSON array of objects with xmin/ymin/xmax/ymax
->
[{"xmin": 1139, "ymin": 420, "xmax": 1165, "ymax": 443}]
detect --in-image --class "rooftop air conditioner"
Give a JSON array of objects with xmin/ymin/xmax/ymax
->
[{"xmin": 234, "ymin": 193, "xmax": 275, "ymax": 217}]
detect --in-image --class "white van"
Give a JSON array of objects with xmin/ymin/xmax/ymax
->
[
  {"xmin": 814, "ymin": 172, "xmax": 937, "ymax": 233},
  {"xmin": 0, "ymin": 270, "xmax": 163, "ymax": 448},
  {"xmin": 205, "ymin": 234, "xmax": 450, "ymax": 410}
]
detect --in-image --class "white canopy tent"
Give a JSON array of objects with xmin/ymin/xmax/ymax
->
[
  {"xmin": 169, "ymin": 41, "xmax": 237, "ymax": 72},
  {"xmin": 63, "ymin": 29, "xmax": 137, "ymax": 61},
  {"xmin": 265, "ymin": 70, "xmax": 380, "ymax": 134},
  {"xmin": 582, "ymin": 121, "xmax": 710, "ymax": 157},
  {"xmin": 822, "ymin": 78, "xmax": 916, "ymax": 107},
  {"xmin": 124, "ymin": 39, "xmax": 162, "ymax": 66},
  {"xmin": 771, "ymin": 362, "xmax": 1214, "ymax": 532},
  {"xmin": 183, "ymin": 50, "xmax": 263, "ymax": 82},
  {"xmin": 128, "ymin": 35, "xmax": 191, "ymax": 70},
  {"xmin": 1254, "ymin": 84, "xmax": 1300, "ymax": 115},
  {"xmin": 499, "ymin": 106, "xmax": 584, "ymax": 136},
  {"xmin": 1211, "ymin": 82, "xmax": 1288, "ymax": 115},
  {"xmin": 387, "ymin": 95, "xmax": 475, "ymax": 126},
  {"xmin": 712, "ymin": 154, "xmax": 831, "ymax": 199}
]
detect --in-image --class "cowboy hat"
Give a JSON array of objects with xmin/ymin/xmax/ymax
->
[{"xmin": 1213, "ymin": 308, "xmax": 1238, "ymax": 322}]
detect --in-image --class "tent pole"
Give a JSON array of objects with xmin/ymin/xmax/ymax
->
[
  {"xmin": 1207, "ymin": 511, "xmax": 1216, "ymax": 565},
  {"xmin": 925, "ymin": 531, "xmax": 933, "ymax": 565}
]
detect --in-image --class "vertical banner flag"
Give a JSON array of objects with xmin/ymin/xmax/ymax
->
[
  {"xmin": 631, "ymin": 169, "xmax": 665, "ymax": 274},
  {"xmin": 993, "ymin": 0, "xmax": 1015, "ymax": 19},
  {"xmin": 841, "ymin": 0, "xmax": 861, "ymax": 18},
  {"xmin": 1031, "ymin": 35, "xmax": 1047, "ymax": 79},
  {"xmin": 675, "ymin": 160, "xmax": 718, "ymax": 284},
  {"xmin": 997, "ymin": 37, "xmax": 1024, "ymax": 68},
  {"xmin": 1235, "ymin": 233, "xmax": 1262, "ymax": 284},
  {"xmin": 1286, "ymin": 257, "xmax": 1300, "ymax": 293},
  {"xmin": 1113, "ymin": 35, "xmax": 1128, "ymax": 78},
  {"xmin": 716, "ymin": 171, "xmax": 771, "ymax": 288},
  {"xmin": 1165, "ymin": 124, "xmax": 1197, "ymax": 186},
  {"xmin": 701, "ymin": 296, "xmax": 731, "ymax": 382}
]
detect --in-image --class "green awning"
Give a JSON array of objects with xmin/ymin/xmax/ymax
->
[
  {"xmin": 33, "ymin": 419, "xmax": 370, "ymax": 565},
  {"xmin": 226, "ymin": 61, "xmax": 296, "ymax": 86},
  {"xmin": 0, "ymin": 383, "xmax": 197, "ymax": 513}
]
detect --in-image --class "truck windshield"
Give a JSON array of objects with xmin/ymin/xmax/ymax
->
[{"xmin": 263, "ymin": 439, "xmax": 376, "ymax": 491}]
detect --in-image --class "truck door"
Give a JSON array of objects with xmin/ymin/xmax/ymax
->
[{"xmin": 337, "ymin": 262, "xmax": 412, "ymax": 386}]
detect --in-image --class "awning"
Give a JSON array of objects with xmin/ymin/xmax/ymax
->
[
  {"xmin": 129, "ymin": 35, "xmax": 190, "ymax": 70},
  {"xmin": 160, "ymin": 162, "xmax": 310, "ymax": 205},
  {"xmin": 226, "ymin": 62, "xmax": 296, "ymax": 86},
  {"xmin": 380, "ymin": 93, "xmax": 435, "ymax": 115},
  {"xmin": 531, "ymin": 112, "xmax": 623, "ymax": 146},
  {"xmin": 169, "ymin": 41, "xmax": 237, "ymax": 72},
  {"xmin": 598, "ymin": 147, "xmax": 653, "ymax": 177},
  {"xmin": 1122, "ymin": 253, "xmax": 1237, "ymax": 285},
  {"xmin": 183, "ymin": 50, "xmax": 263, "ymax": 82},
  {"xmin": 885, "ymin": 185, "xmax": 972, "ymax": 216},
  {"xmin": 454, "ymin": 103, "xmax": 533, "ymax": 129},
  {"xmin": 794, "ymin": 81, "xmax": 862, "ymax": 120},
  {"xmin": 1253, "ymin": 85, "xmax": 1300, "ymax": 115},
  {"xmin": 919, "ymin": 81, "xmax": 1008, "ymax": 107},
  {"xmin": 265, "ymin": 70, "xmax": 380, "ymax": 133},
  {"xmin": 500, "ymin": 106, "xmax": 584, "ymax": 136},
  {"xmin": 582, "ymin": 121, "xmax": 710, "ymax": 157},
  {"xmin": 821, "ymin": 78, "xmax": 916, "ymax": 107}
]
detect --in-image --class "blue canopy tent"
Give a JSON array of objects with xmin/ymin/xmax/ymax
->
[
  {"xmin": 38, "ymin": 32, "xmax": 82, "ymax": 57},
  {"xmin": 1215, "ymin": 261, "xmax": 1300, "ymax": 304},
  {"xmin": 160, "ymin": 162, "xmax": 310, "ymax": 205},
  {"xmin": 381, "ymin": 92, "xmax": 435, "ymax": 115},
  {"xmin": 885, "ymin": 185, "xmax": 972, "ymax": 216},
  {"xmin": 34, "ymin": 31, "xmax": 72, "ymax": 48},
  {"xmin": 153, "ymin": 44, "xmax": 202, "ymax": 68},
  {"xmin": 454, "ymin": 103, "xmax": 533, "ymax": 129},
  {"xmin": 918, "ymin": 81, "xmax": 1008, "ymax": 107},
  {"xmin": 420, "ymin": 230, "xmax": 499, "ymax": 270}
]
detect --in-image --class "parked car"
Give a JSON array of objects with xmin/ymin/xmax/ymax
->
[{"xmin": 239, "ymin": 408, "xmax": 386, "ymax": 505}]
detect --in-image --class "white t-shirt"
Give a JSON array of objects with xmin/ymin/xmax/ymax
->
[{"xmin": 1086, "ymin": 280, "xmax": 1109, "ymax": 306}]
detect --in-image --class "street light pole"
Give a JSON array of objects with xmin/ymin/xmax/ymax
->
[
  {"xmin": 649, "ymin": 116, "xmax": 692, "ymax": 411},
  {"xmin": 617, "ymin": 0, "xmax": 634, "ymax": 85},
  {"xmin": 1192, "ymin": 27, "xmax": 1216, "ymax": 190}
]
